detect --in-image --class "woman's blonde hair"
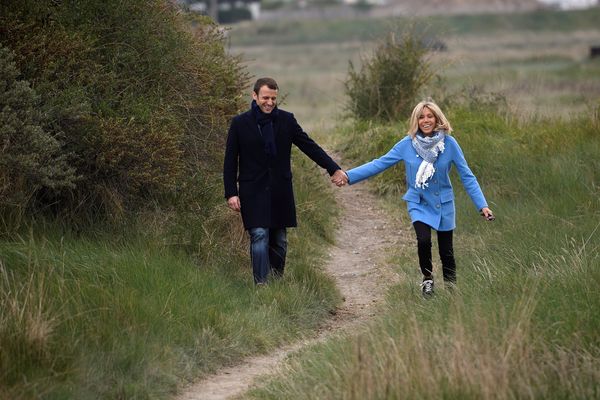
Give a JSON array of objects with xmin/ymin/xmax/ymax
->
[{"xmin": 406, "ymin": 100, "xmax": 453, "ymax": 138}]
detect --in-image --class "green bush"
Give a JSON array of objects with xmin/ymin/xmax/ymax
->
[
  {"xmin": 344, "ymin": 24, "xmax": 436, "ymax": 122},
  {"xmin": 0, "ymin": 0, "xmax": 247, "ymax": 229},
  {"xmin": 0, "ymin": 46, "xmax": 76, "ymax": 225}
]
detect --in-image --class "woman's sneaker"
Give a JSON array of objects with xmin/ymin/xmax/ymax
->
[{"xmin": 420, "ymin": 279, "xmax": 434, "ymax": 297}]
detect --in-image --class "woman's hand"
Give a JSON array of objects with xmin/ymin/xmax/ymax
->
[{"xmin": 480, "ymin": 207, "xmax": 495, "ymax": 221}]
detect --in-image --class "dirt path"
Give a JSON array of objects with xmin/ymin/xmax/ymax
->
[{"xmin": 176, "ymin": 178, "xmax": 411, "ymax": 400}]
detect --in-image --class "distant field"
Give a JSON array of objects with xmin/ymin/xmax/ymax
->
[
  {"xmin": 229, "ymin": 8, "xmax": 600, "ymax": 130},
  {"xmin": 228, "ymin": 8, "xmax": 600, "ymax": 46},
  {"xmin": 230, "ymin": 41, "xmax": 360, "ymax": 130}
]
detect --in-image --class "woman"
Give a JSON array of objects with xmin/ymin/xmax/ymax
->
[{"xmin": 335, "ymin": 100, "xmax": 494, "ymax": 297}]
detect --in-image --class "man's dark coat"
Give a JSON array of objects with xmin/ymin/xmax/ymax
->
[{"xmin": 223, "ymin": 107, "xmax": 340, "ymax": 229}]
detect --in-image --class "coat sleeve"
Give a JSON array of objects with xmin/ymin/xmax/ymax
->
[
  {"xmin": 346, "ymin": 140, "xmax": 404, "ymax": 185},
  {"xmin": 289, "ymin": 114, "xmax": 340, "ymax": 175},
  {"xmin": 450, "ymin": 137, "xmax": 488, "ymax": 211},
  {"xmin": 223, "ymin": 118, "xmax": 239, "ymax": 199}
]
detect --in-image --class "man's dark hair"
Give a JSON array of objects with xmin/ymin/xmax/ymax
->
[{"xmin": 253, "ymin": 77, "xmax": 278, "ymax": 94}]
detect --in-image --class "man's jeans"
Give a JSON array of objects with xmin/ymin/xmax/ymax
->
[{"xmin": 248, "ymin": 227, "xmax": 287, "ymax": 284}]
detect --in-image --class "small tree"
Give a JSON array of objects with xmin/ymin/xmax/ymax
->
[{"xmin": 345, "ymin": 24, "xmax": 435, "ymax": 122}]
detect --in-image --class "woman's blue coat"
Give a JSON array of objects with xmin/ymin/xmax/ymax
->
[{"xmin": 346, "ymin": 135, "xmax": 488, "ymax": 231}]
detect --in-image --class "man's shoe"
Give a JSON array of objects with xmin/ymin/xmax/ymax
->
[{"xmin": 420, "ymin": 279, "xmax": 434, "ymax": 297}]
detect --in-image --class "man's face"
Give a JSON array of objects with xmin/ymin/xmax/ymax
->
[{"xmin": 252, "ymin": 85, "xmax": 278, "ymax": 114}]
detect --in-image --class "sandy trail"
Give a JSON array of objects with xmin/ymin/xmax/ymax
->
[{"xmin": 176, "ymin": 177, "xmax": 411, "ymax": 400}]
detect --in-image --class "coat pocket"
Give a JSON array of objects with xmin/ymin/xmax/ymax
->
[
  {"xmin": 402, "ymin": 191, "xmax": 421, "ymax": 203},
  {"xmin": 440, "ymin": 191, "xmax": 454, "ymax": 203},
  {"xmin": 239, "ymin": 173, "xmax": 268, "ymax": 197}
]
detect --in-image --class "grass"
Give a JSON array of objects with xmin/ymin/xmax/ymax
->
[
  {"xmin": 243, "ymin": 107, "xmax": 600, "ymax": 399},
  {"xmin": 0, "ymin": 154, "xmax": 342, "ymax": 399},
  {"xmin": 3, "ymin": 5, "xmax": 599, "ymax": 398},
  {"xmin": 230, "ymin": 17, "xmax": 600, "ymax": 396}
]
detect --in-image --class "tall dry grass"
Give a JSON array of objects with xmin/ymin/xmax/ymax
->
[
  {"xmin": 0, "ymin": 154, "xmax": 342, "ymax": 398},
  {"xmin": 0, "ymin": 263, "xmax": 57, "ymax": 380},
  {"xmin": 247, "ymin": 242, "xmax": 599, "ymax": 399}
]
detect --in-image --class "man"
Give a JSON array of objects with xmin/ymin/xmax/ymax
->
[{"xmin": 224, "ymin": 77, "xmax": 346, "ymax": 285}]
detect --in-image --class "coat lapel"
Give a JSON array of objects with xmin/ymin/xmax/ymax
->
[
  {"xmin": 241, "ymin": 110, "xmax": 262, "ymax": 141},
  {"xmin": 272, "ymin": 112, "xmax": 281, "ymax": 139}
]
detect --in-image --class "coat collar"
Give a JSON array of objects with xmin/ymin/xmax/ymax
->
[{"xmin": 241, "ymin": 109, "xmax": 281, "ymax": 139}]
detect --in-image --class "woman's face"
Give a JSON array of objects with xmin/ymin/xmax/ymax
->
[{"xmin": 418, "ymin": 106, "xmax": 437, "ymax": 136}]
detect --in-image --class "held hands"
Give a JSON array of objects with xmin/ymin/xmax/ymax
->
[
  {"xmin": 228, "ymin": 170, "xmax": 349, "ymax": 211},
  {"xmin": 480, "ymin": 207, "xmax": 495, "ymax": 221},
  {"xmin": 331, "ymin": 169, "xmax": 349, "ymax": 187},
  {"xmin": 227, "ymin": 196, "xmax": 241, "ymax": 212},
  {"xmin": 227, "ymin": 170, "xmax": 349, "ymax": 212}
]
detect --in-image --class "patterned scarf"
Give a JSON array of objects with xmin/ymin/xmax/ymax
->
[
  {"xmin": 412, "ymin": 130, "xmax": 445, "ymax": 189},
  {"xmin": 251, "ymin": 100, "xmax": 278, "ymax": 157}
]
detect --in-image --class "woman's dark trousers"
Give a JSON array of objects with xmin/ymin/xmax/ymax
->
[{"xmin": 413, "ymin": 221, "xmax": 456, "ymax": 283}]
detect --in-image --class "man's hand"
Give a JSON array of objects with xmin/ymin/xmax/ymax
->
[
  {"xmin": 227, "ymin": 196, "xmax": 241, "ymax": 212},
  {"xmin": 331, "ymin": 169, "xmax": 348, "ymax": 187}
]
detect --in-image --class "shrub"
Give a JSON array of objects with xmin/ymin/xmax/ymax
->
[
  {"xmin": 345, "ymin": 24, "xmax": 435, "ymax": 122},
  {"xmin": 0, "ymin": 1, "xmax": 248, "ymax": 230},
  {"xmin": 0, "ymin": 46, "xmax": 75, "ymax": 225}
]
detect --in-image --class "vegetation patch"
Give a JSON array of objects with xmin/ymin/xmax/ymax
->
[
  {"xmin": 345, "ymin": 24, "xmax": 435, "ymax": 122},
  {"xmin": 246, "ymin": 100, "xmax": 600, "ymax": 400},
  {"xmin": 0, "ymin": 0, "xmax": 246, "ymax": 233},
  {"xmin": 0, "ymin": 1, "xmax": 342, "ymax": 398},
  {"xmin": 228, "ymin": 8, "xmax": 600, "ymax": 46}
]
